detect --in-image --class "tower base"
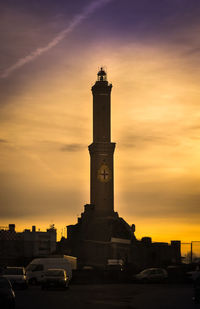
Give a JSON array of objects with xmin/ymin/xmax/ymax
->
[{"xmin": 66, "ymin": 204, "xmax": 137, "ymax": 268}]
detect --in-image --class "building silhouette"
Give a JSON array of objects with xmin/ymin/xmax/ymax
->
[
  {"xmin": 61, "ymin": 69, "xmax": 181, "ymax": 269},
  {"xmin": 0, "ymin": 224, "xmax": 56, "ymax": 266}
]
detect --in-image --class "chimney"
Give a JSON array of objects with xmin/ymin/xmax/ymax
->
[{"xmin": 9, "ymin": 224, "xmax": 15, "ymax": 232}]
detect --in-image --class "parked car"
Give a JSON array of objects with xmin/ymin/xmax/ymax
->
[
  {"xmin": 166, "ymin": 265, "xmax": 186, "ymax": 283},
  {"xmin": 187, "ymin": 266, "xmax": 200, "ymax": 281},
  {"xmin": 41, "ymin": 269, "xmax": 69, "ymax": 290},
  {"xmin": 0, "ymin": 276, "xmax": 15, "ymax": 309},
  {"xmin": 3, "ymin": 267, "xmax": 28, "ymax": 289},
  {"xmin": 133, "ymin": 268, "xmax": 168, "ymax": 283}
]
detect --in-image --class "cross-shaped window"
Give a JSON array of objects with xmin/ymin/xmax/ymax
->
[
  {"xmin": 98, "ymin": 165, "xmax": 111, "ymax": 182},
  {"xmin": 100, "ymin": 169, "xmax": 109, "ymax": 180}
]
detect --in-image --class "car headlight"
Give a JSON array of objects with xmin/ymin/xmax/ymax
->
[{"xmin": 59, "ymin": 278, "xmax": 66, "ymax": 282}]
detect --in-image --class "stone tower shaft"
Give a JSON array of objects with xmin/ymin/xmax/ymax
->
[{"xmin": 88, "ymin": 68, "xmax": 115, "ymax": 216}]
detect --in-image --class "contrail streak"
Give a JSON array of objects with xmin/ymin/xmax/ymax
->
[{"xmin": 1, "ymin": 0, "xmax": 114, "ymax": 78}]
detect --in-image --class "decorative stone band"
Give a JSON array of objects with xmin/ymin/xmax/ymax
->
[
  {"xmin": 88, "ymin": 142, "xmax": 116, "ymax": 154},
  {"xmin": 91, "ymin": 81, "xmax": 112, "ymax": 94}
]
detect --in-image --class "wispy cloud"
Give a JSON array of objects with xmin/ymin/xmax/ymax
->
[
  {"xmin": 61, "ymin": 143, "xmax": 84, "ymax": 152},
  {"xmin": 0, "ymin": 0, "xmax": 114, "ymax": 79},
  {"xmin": 0, "ymin": 139, "xmax": 8, "ymax": 143},
  {"xmin": 120, "ymin": 132, "xmax": 179, "ymax": 149}
]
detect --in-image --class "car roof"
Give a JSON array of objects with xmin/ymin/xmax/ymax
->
[
  {"xmin": 145, "ymin": 268, "xmax": 163, "ymax": 270},
  {"xmin": 46, "ymin": 268, "xmax": 65, "ymax": 271}
]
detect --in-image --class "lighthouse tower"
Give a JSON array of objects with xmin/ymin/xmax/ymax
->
[
  {"xmin": 66, "ymin": 68, "xmax": 136, "ymax": 267},
  {"xmin": 89, "ymin": 68, "xmax": 115, "ymax": 216}
]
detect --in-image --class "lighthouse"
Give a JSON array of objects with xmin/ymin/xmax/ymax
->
[
  {"xmin": 89, "ymin": 68, "xmax": 115, "ymax": 216},
  {"xmin": 66, "ymin": 68, "xmax": 136, "ymax": 267}
]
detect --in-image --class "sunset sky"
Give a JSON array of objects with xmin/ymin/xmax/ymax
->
[{"xmin": 1, "ymin": 0, "xmax": 200, "ymax": 243}]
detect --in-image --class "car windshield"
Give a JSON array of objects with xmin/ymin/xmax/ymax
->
[
  {"xmin": 140, "ymin": 269, "xmax": 151, "ymax": 275},
  {"xmin": 5, "ymin": 268, "xmax": 24, "ymax": 275},
  {"xmin": 45, "ymin": 270, "xmax": 64, "ymax": 277},
  {"xmin": 26, "ymin": 264, "xmax": 43, "ymax": 271},
  {"xmin": 0, "ymin": 277, "xmax": 11, "ymax": 288}
]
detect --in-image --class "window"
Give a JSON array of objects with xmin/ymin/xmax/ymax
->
[{"xmin": 27, "ymin": 264, "xmax": 44, "ymax": 272}]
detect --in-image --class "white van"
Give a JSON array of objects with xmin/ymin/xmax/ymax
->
[{"xmin": 26, "ymin": 257, "xmax": 73, "ymax": 285}]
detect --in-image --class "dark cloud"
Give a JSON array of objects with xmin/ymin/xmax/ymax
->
[
  {"xmin": 186, "ymin": 124, "xmax": 200, "ymax": 132},
  {"xmin": 119, "ymin": 132, "xmax": 179, "ymax": 149},
  {"xmin": 123, "ymin": 165, "xmax": 164, "ymax": 171},
  {"xmin": 60, "ymin": 143, "xmax": 84, "ymax": 152},
  {"xmin": 0, "ymin": 139, "xmax": 8, "ymax": 143},
  {"xmin": 184, "ymin": 47, "xmax": 200, "ymax": 56},
  {"xmin": 0, "ymin": 186, "xmax": 85, "ymax": 220},
  {"xmin": 120, "ymin": 188, "xmax": 200, "ymax": 224}
]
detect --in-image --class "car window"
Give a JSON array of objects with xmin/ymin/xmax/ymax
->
[
  {"xmin": 28, "ymin": 264, "xmax": 44, "ymax": 272},
  {"xmin": 34, "ymin": 264, "xmax": 43, "ymax": 271},
  {"xmin": 155, "ymin": 269, "xmax": 166, "ymax": 275},
  {"xmin": 150, "ymin": 269, "xmax": 158, "ymax": 275},
  {"xmin": 141, "ymin": 269, "xmax": 150, "ymax": 275},
  {"xmin": 26, "ymin": 264, "xmax": 36, "ymax": 271}
]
